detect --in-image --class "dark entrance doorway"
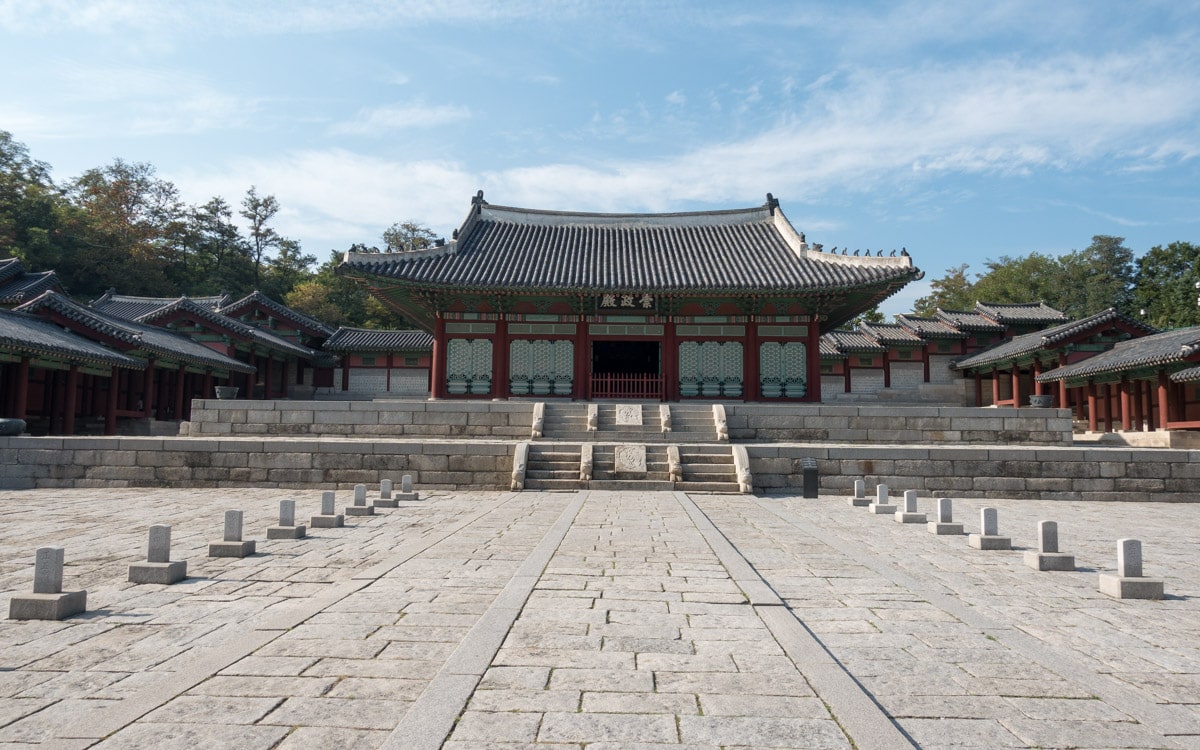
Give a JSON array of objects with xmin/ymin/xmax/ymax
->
[{"xmin": 590, "ymin": 341, "xmax": 662, "ymax": 399}]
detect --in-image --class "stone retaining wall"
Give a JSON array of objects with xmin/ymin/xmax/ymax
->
[
  {"xmin": 0, "ymin": 436, "xmax": 516, "ymax": 491},
  {"xmin": 2, "ymin": 435, "xmax": 1196, "ymax": 501},
  {"xmin": 726, "ymin": 405, "xmax": 1072, "ymax": 445},
  {"xmin": 186, "ymin": 399, "xmax": 535, "ymax": 438}
]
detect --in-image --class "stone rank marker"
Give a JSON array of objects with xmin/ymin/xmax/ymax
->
[
  {"xmin": 208, "ymin": 510, "xmax": 257, "ymax": 558},
  {"xmin": 1100, "ymin": 538, "xmax": 1165, "ymax": 600},
  {"xmin": 968, "ymin": 507, "xmax": 1011, "ymax": 550},
  {"xmin": 847, "ymin": 479, "xmax": 870, "ymax": 507},
  {"xmin": 128, "ymin": 525, "xmax": 187, "ymax": 584},
  {"xmin": 928, "ymin": 497, "xmax": 965, "ymax": 535},
  {"xmin": 895, "ymin": 489, "xmax": 926, "ymax": 523},
  {"xmin": 267, "ymin": 499, "xmax": 307, "ymax": 539},
  {"xmin": 868, "ymin": 483, "xmax": 897, "ymax": 515},
  {"xmin": 9, "ymin": 546, "xmax": 87, "ymax": 620},
  {"xmin": 396, "ymin": 474, "xmax": 420, "ymax": 501},
  {"xmin": 375, "ymin": 478, "xmax": 398, "ymax": 508},
  {"xmin": 311, "ymin": 490, "xmax": 345, "ymax": 528},
  {"xmin": 345, "ymin": 483, "xmax": 375, "ymax": 517},
  {"xmin": 1023, "ymin": 520, "xmax": 1075, "ymax": 571}
]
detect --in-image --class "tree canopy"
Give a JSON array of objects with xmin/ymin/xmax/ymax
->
[{"xmin": 0, "ymin": 130, "xmax": 414, "ymax": 329}]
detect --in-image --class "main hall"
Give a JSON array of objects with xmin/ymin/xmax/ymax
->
[{"xmin": 339, "ymin": 192, "xmax": 921, "ymax": 402}]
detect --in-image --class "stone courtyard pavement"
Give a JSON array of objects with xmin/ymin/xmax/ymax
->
[{"xmin": 0, "ymin": 488, "xmax": 1197, "ymax": 749}]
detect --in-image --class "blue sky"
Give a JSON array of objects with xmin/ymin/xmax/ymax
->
[{"xmin": 3, "ymin": 0, "xmax": 1199, "ymax": 314}]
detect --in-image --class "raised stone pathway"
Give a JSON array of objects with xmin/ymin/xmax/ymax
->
[{"xmin": 1, "ymin": 487, "xmax": 1197, "ymax": 748}]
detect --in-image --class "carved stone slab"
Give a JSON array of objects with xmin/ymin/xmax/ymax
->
[
  {"xmin": 615, "ymin": 404, "xmax": 642, "ymax": 426},
  {"xmin": 614, "ymin": 445, "xmax": 647, "ymax": 473}
]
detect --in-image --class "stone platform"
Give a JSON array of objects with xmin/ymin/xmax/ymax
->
[{"xmin": 0, "ymin": 488, "xmax": 1196, "ymax": 749}]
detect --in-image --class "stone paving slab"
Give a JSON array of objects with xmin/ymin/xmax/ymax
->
[{"xmin": 0, "ymin": 487, "xmax": 1197, "ymax": 748}]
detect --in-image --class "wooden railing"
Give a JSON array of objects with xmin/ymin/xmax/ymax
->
[{"xmin": 591, "ymin": 373, "xmax": 663, "ymax": 400}]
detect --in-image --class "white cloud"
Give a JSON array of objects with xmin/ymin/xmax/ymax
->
[
  {"xmin": 330, "ymin": 102, "xmax": 472, "ymax": 136},
  {"xmin": 665, "ymin": 90, "xmax": 686, "ymax": 106}
]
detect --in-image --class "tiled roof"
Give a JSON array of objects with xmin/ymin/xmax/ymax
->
[
  {"xmin": 219, "ymin": 291, "xmax": 335, "ymax": 338},
  {"xmin": 956, "ymin": 308, "xmax": 1151, "ymax": 371},
  {"xmin": 0, "ymin": 269, "xmax": 63, "ymax": 304},
  {"xmin": 16, "ymin": 291, "xmax": 256, "ymax": 374},
  {"xmin": 859, "ymin": 321, "xmax": 923, "ymax": 346},
  {"xmin": 1036, "ymin": 325, "xmax": 1200, "ymax": 383},
  {"xmin": 90, "ymin": 291, "xmax": 229, "ymax": 320},
  {"xmin": 974, "ymin": 301, "xmax": 1068, "ymax": 325},
  {"xmin": 895, "ymin": 314, "xmax": 967, "ymax": 339},
  {"xmin": 823, "ymin": 329, "xmax": 888, "ymax": 353},
  {"xmin": 934, "ymin": 309, "xmax": 1006, "ymax": 332},
  {"xmin": 324, "ymin": 327, "xmax": 434, "ymax": 353},
  {"xmin": 0, "ymin": 307, "xmax": 142, "ymax": 369},
  {"xmin": 818, "ymin": 336, "xmax": 845, "ymax": 358},
  {"xmin": 1170, "ymin": 365, "xmax": 1200, "ymax": 383},
  {"xmin": 341, "ymin": 196, "xmax": 921, "ymax": 294},
  {"xmin": 0, "ymin": 257, "xmax": 27, "ymax": 283},
  {"xmin": 125, "ymin": 297, "xmax": 317, "ymax": 359}
]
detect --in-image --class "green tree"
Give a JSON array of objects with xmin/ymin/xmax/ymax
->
[
  {"xmin": 186, "ymin": 196, "xmax": 254, "ymax": 295},
  {"xmin": 1133, "ymin": 241, "xmax": 1200, "ymax": 328},
  {"xmin": 286, "ymin": 247, "xmax": 408, "ymax": 329},
  {"xmin": 912, "ymin": 263, "xmax": 974, "ymax": 316},
  {"xmin": 261, "ymin": 238, "xmax": 316, "ymax": 300},
  {"xmin": 240, "ymin": 186, "xmax": 280, "ymax": 288},
  {"xmin": 1054, "ymin": 235, "xmax": 1136, "ymax": 318},
  {"xmin": 382, "ymin": 221, "xmax": 436, "ymax": 252},
  {"xmin": 65, "ymin": 159, "xmax": 184, "ymax": 297},
  {"xmin": 969, "ymin": 252, "xmax": 1061, "ymax": 308}
]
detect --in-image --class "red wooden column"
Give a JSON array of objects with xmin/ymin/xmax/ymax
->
[
  {"xmin": 572, "ymin": 315, "xmax": 590, "ymax": 400},
  {"xmin": 1157, "ymin": 370, "xmax": 1169, "ymax": 429},
  {"xmin": 14, "ymin": 357, "xmax": 29, "ymax": 420},
  {"xmin": 1057, "ymin": 355, "xmax": 1069, "ymax": 410},
  {"xmin": 279, "ymin": 361, "xmax": 288, "ymax": 399},
  {"xmin": 882, "ymin": 355, "xmax": 891, "ymax": 389},
  {"xmin": 104, "ymin": 368, "xmax": 120, "ymax": 435},
  {"xmin": 973, "ymin": 372, "xmax": 983, "ymax": 406},
  {"xmin": 263, "ymin": 355, "xmax": 274, "ymax": 399},
  {"xmin": 246, "ymin": 351, "xmax": 257, "ymax": 399},
  {"xmin": 1131, "ymin": 380, "xmax": 1144, "ymax": 431},
  {"xmin": 142, "ymin": 360, "xmax": 156, "ymax": 418},
  {"xmin": 1010, "ymin": 367, "xmax": 1020, "ymax": 407},
  {"xmin": 341, "ymin": 357, "xmax": 350, "ymax": 391},
  {"xmin": 174, "ymin": 364, "xmax": 186, "ymax": 419},
  {"xmin": 1032, "ymin": 360, "xmax": 1043, "ymax": 396},
  {"xmin": 386, "ymin": 353, "xmax": 394, "ymax": 393},
  {"xmin": 63, "ymin": 365, "xmax": 80, "ymax": 436},
  {"xmin": 744, "ymin": 319, "xmax": 759, "ymax": 402},
  {"xmin": 430, "ymin": 316, "xmax": 447, "ymax": 400},
  {"xmin": 806, "ymin": 321, "xmax": 821, "ymax": 402},
  {"xmin": 202, "ymin": 370, "xmax": 213, "ymax": 401},
  {"xmin": 1102, "ymin": 383, "xmax": 1114, "ymax": 432},
  {"xmin": 663, "ymin": 318, "xmax": 679, "ymax": 402},
  {"xmin": 844, "ymin": 361, "xmax": 852, "ymax": 395},
  {"xmin": 1142, "ymin": 381, "xmax": 1154, "ymax": 431},
  {"xmin": 1119, "ymin": 377, "xmax": 1132, "ymax": 431},
  {"xmin": 991, "ymin": 368, "xmax": 1000, "ymax": 405},
  {"xmin": 922, "ymin": 344, "xmax": 930, "ymax": 383},
  {"xmin": 1087, "ymin": 381, "xmax": 1098, "ymax": 432},
  {"xmin": 492, "ymin": 318, "xmax": 508, "ymax": 399}
]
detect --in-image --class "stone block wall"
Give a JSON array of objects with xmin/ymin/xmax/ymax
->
[
  {"xmin": 746, "ymin": 444, "xmax": 1200, "ymax": 502},
  {"xmin": 187, "ymin": 399, "xmax": 536, "ymax": 438},
  {"xmin": 725, "ymin": 405, "xmax": 1073, "ymax": 445},
  {"xmin": 0, "ymin": 436, "xmax": 516, "ymax": 490}
]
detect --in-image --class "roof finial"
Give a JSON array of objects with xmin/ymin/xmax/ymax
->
[
  {"xmin": 765, "ymin": 192, "xmax": 779, "ymax": 214},
  {"xmin": 472, "ymin": 190, "xmax": 485, "ymax": 205}
]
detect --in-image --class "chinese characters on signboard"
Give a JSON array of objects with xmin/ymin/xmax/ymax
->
[{"xmin": 599, "ymin": 293, "xmax": 655, "ymax": 310}]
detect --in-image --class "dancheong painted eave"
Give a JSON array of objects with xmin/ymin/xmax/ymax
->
[{"xmin": 338, "ymin": 193, "xmax": 922, "ymax": 296}]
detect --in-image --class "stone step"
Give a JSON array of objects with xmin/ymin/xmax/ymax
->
[
  {"xmin": 524, "ymin": 478, "xmax": 588, "ymax": 490},
  {"xmin": 526, "ymin": 469, "xmax": 580, "ymax": 480},
  {"xmin": 588, "ymin": 479, "xmax": 675, "ymax": 491},
  {"xmin": 674, "ymin": 481, "xmax": 742, "ymax": 493}
]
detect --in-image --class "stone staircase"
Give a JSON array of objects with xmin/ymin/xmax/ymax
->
[
  {"xmin": 521, "ymin": 442, "xmax": 739, "ymax": 493},
  {"xmin": 540, "ymin": 402, "xmax": 717, "ymax": 442}
]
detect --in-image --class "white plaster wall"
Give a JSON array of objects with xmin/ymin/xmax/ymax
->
[
  {"xmin": 928, "ymin": 354, "xmax": 959, "ymax": 384},
  {"xmin": 889, "ymin": 362, "xmax": 925, "ymax": 390},
  {"xmin": 850, "ymin": 370, "xmax": 885, "ymax": 394}
]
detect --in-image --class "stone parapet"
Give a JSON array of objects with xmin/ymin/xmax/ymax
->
[
  {"xmin": 185, "ymin": 399, "xmax": 536, "ymax": 438},
  {"xmin": 726, "ymin": 404, "xmax": 1072, "ymax": 444}
]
